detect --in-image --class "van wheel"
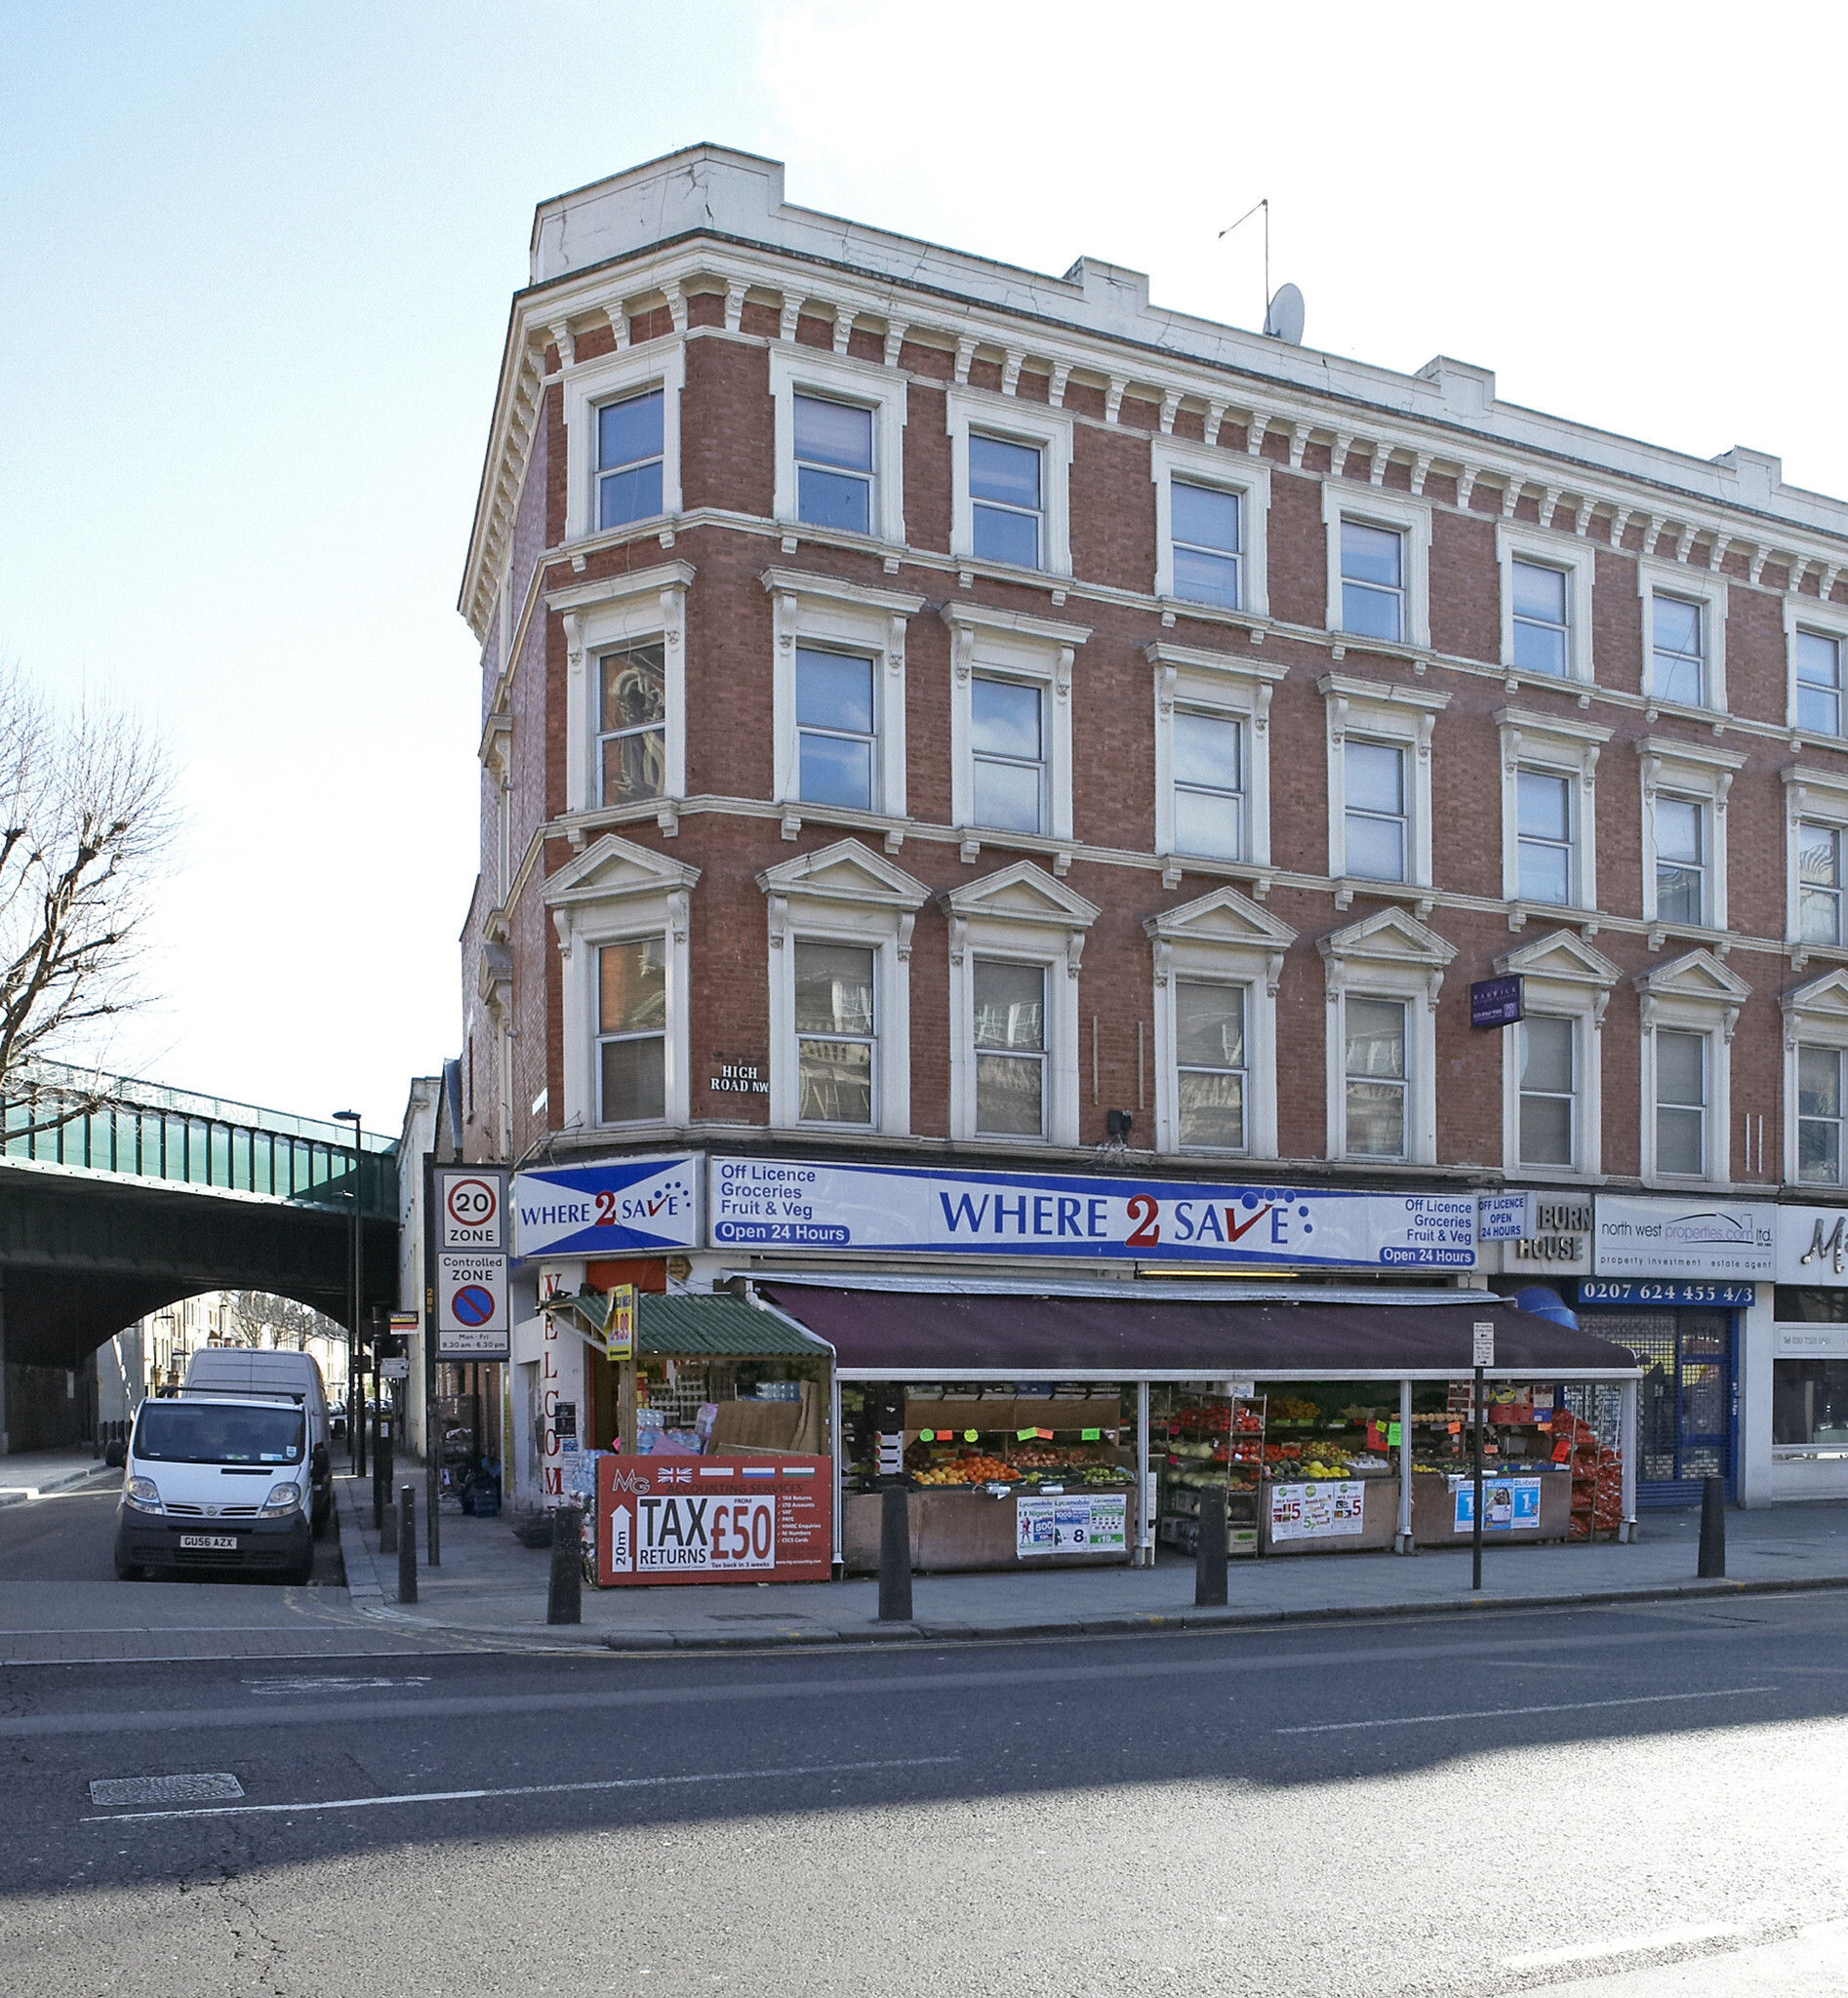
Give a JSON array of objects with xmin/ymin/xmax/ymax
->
[
  {"xmin": 282, "ymin": 1552, "xmax": 314, "ymax": 1586},
  {"xmin": 310, "ymin": 1503, "xmax": 328, "ymax": 1542}
]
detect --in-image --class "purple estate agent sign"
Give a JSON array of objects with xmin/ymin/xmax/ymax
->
[{"xmin": 1469, "ymin": 976, "xmax": 1522, "ymax": 1029}]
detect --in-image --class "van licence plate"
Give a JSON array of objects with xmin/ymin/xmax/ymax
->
[{"xmin": 179, "ymin": 1535, "xmax": 239, "ymax": 1551}]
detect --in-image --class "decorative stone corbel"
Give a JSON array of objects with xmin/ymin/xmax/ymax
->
[
  {"xmin": 551, "ymin": 909, "xmax": 573, "ymax": 959},
  {"xmin": 1722, "ymin": 1004, "xmax": 1740, "ymax": 1043},
  {"xmin": 667, "ymin": 889, "xmax": 690, "ymax": 944},
  {"xmin": 1105, "ymin": 377, "xmax": 1127, "ymax": 424},
  {"xmin": 1065, "ymin": 930, "xmax": 1086, "ymax": 979},
  {"xmin": 766, "ymin": 894, "xmax": 788, "ymax": 948},
  {"xmin": 562, "ymin": 611, "xmax": 585, "ymax": 678},
  {"xmin": 1540, "ymin": 487, "xmax": 1561, "ymax": 528},
  {"xmin": 1245, "ymin": 413, "xmax": 1268, "ymax": 457},
  {"xmin": 883, "ymin": 320, "xmax": 908, "ymax": 368},
  {"xmin": 1289, "ymin": 423, "xmax": 1311, "ymax": 470},
  {"xmin": 947, "ymin": 915, "xmax": 967, "ymax": 967},
  {"xmin": 1159, "ymin": 388, "xmax": 1181, "ymax": 435},
  {"xmin": 1715, "ymin": 771, "xmax": 1733, "ymax": 819},
  {"xmin": 1574, "ymin": 496, "xmax": 1596, "ymax": 537},
  {"xmin": 606, "ymin": 299, "xmax": 629, "ymax": 351},
  {"xmin": 1584, "ymin": 744, "xmax": 1600, "ymax": 791},
  {"xmin": 1501, "ymin": 478, "xmax": 1523, "ymax": 519},
  {"xmin": 779, "ymin": 294, "xmax": 802, "ymax": 341},
  {"xmin": 832, "ymin": 305, "xmax": 855, "ymax": 355},
  {"xmin": 1203, "ymin": 400, "xmax": 1226, "ymax": 447},
  {"xmin": 1155, "ymin": 662, "xmax": 1178, "ymax": 716},
  {"xmin": 1675, "ymin": 523, "xmax": 1698, "ymax": 565},
  {"xmin": 1003, "ymin": 349, "xmax": 1025, "ymax": 396},
  {"xmin": 896, "ymin": 911, "xmax": 915, "ymax": 962},
  {"xmin": 1265, "ymin": 951, "xmax": 1285, "ymax": 998},
  {"xmin": 1416, "ymin": 712, "xmax": 1435, "ymax": 763},
  {"xmin": 1054, "ymin": 647, "xmax": 1074, "ymax": 705},
  {"xmin": 1707, "ymin": 533, "xmax": 1732, "ymax": 574},
  {"xmin": 1608, "ymin": 507, "xmax": 1632, "ymax": 551},
  {"xmin": 1749, "ymin": 547, "xmax": 1772, "ymax": 587},
  {"xmin": 888, "ymin": 617, "xmax": 906, "ymax": 682},
  {"xmin": 1820, "ymin": 563, "xmax": 1841, "ymax": 604},
  {"xmin": 547, "ymin": 320, "xmax": 575, "ymax": 370},
  {"xmin": 1502, "ymin": 725, "xmax": 1523, "ymax": 777},
  {"xmin": 951, "ymin": 622, "xmax": 975, "ymax": 684},
  {"xmin": 1788, "ymin": 556, "xmax": 1811, "ymax": 596},
  {"xmin": 662, "ymin": 281, "xmax": 687, "ymax": 336},
  {"xmin": 780, "ymin": 812, "xmax": 801, "ymax": 842},
  {"xmin": 1329, "ymin": 432, "xmax": 1353, "ymax": 479},
  {"xmin": 724, "ymin": 278, "xmax": 747, "ymax": 333},
  {"xmin": 954, "ymin": 334, "xmax": 978, "ymax": 384},
  {"xmin": 656, "ymin": 804, "xmax": 679, "ymax": 839},
  {"xmin": 1642, "ymin": 515, "xmax": 1667, "ymax": 557},
  {"xmin": 773, "ymin": 589, "xmax": 798, "ymax": 653},
  {"xmin": 1328, "ymin": 694, "xmax": 1348, "ymax": 747},
  {"xmin": 1369, "ymin": 441, "xmax": 1392, "ymax": 486},
  {"xmin": 1151, "ymin": 939, "xmax": 1173, "ymax": 987},
  {"xmin": 1639, "ymin": 994, "xmax": 1659, "ymax": 1030},
  {"xmin": 1049, "ymin": 361, "xmax": 1070, "ymax": 408},
  {"xmin": 1426, "ymin": 969, "xmax": 1444, "ymax": 1015},
  {"xmin": 1254, "ymin": 683, "xmax": 1272, "ymax": 735},
  {"xmin": 1455, "ymin": 466, "xmax": 1479, "ymax": 512},
  {"xmin": 1410, "ymin": 452, "xmax": 1433, "ymax": 496},
  {"xmin": 1640, "ymin": 753, "xmax": 1661, "ymax": 801}
]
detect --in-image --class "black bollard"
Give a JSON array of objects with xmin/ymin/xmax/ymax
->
[
  {"xmin": 547, "ymin": 1503, "xmax": 583, "ymax": 1624},
  {"xmin": 397, "ymin": 1486, "xmax": 417, "ymax": 1603},
  {"xmin": 1698, "ymin": 1474, "xmax": 1726, "ymax": 1578},
  {"xmin": 1195, "ymin": 1485, "xmax": 1229, "ymax": 1607},
  {"xmin": 877, "ymin": 1484, "xmax": 913, "ymax": 1622}
]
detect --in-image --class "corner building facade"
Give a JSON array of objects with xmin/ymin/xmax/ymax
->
[{"xmin": 458, "ymin": 145, "xmax": 1848, "ymax": 1515}]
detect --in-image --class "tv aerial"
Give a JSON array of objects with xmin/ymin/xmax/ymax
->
[{"xmin": 1219, "ymin": 198, "xmax": 1306, "ymax": 345}]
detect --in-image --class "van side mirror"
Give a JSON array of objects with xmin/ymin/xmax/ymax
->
[{"xmin": 105, "ymin": 1440, "xmax": 127, "ymax": 1469}]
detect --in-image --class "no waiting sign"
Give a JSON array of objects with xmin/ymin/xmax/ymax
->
[{"xmin": 437, "ymin": 1252, "xmax": 508, "ymax": 1356}]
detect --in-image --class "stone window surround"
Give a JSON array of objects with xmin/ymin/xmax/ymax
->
[
  {"xmin": 1636, "ymin": 735, "xmax": 1747, "ymax": 939},
  {"xmin": 1149, "ymin": 640, "xmax": 1286, "ymax": 887},
  {"xmin": 543, "ymin": 835, "xmax": 702, "ymax": 1137},
  {"xmin": 945, "ymin": 386, "xmax": 1074, "ymax": 579},
  {"xmin": 943, "ymin": 861, "xmax": 1100, "ymax": 1149},
  {"xmin": 768, "ymin": 344, "xmax": 908, "ymax": 551},
  {"xmin": 1785, "ymin": 594, "xmax": 1848, "ymax": 744},
  {"xmin": 1145, "ymin": 885, "xmax": 1298, "ymax": 1159},
  {"xmin": 1783, "ymin": 764, "xmax": 1848, "ymax": 961},
  {"xmin": 1634, "ymin": 949, "xmax": 1750, "ymax": 1186},
  {"xmin": 552, "ymin": 561, "xmax": 695, "ymax": 830},
  {"xmin": 1495, "ymin": 706, "xmax": 1612, "ymax": 919},
  {"xmin": 1782, "ymin": 967, "xmax": 1848, "ymax": 1187},
  {"xmin": 759, "ymin": 838, "xmax": 929, "ymax": 1139},
  {"xmin": 1321, "ymin": 483, "xmax": 1433, "ymax": 653},
  {"xmin": 1493, "ymin": 930, "xmax": 1620, "ymax": 1180},
  {"xmin": 1149, "ymin": 435, "xmax": 1270, "ymax": 618},
  {"xmin": 561, "ymin": 340, "xmax": 686, "ymax": 544},
  {"xmin": 1495, "ymin": 522, "xmax": 1597, "ymax": 688},
  {"xmin": 1636, "ymin": 558, "xmax": 1729, "ymax": 719},
  {"xmin": 1317, "ymin": 908, "xmax": 1455, "ymax": 1167},
  {"xmin": 944, "ymin": 601, "xmax": 1091, "ymax": 861},
  {"xmin": 761, "ymin": 567, "xmax": 926, "ymax": 840},
  {"xmin": 1319, "ymin": 672, "xmax": 1450, "ymax": 903}
]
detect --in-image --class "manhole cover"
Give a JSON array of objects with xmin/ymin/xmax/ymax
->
[{"xmin": 88, "ymin": 1773, "xmax": 245, "ymax": 1807}]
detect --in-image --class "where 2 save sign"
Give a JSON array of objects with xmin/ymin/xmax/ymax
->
[{"xmin": 433, "ymin": 1167, "xmax": 510, "ymax": 1359}]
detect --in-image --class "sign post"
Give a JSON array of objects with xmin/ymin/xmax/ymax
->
[
  {"xmin": 425, "ymin": 1161, "xmax": 512, "ymax": 1566},
  {"xmin": 1471, "ymin": 1320, "xmax": 1495, "ymax": 1591}
]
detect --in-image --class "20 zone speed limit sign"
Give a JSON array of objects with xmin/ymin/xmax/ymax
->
[{"xmin": 442, "ymin": 1172, "xmax": 503, "ymax": 1250}]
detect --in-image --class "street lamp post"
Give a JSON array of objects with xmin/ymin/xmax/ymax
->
[{"xmin": 335, "ymin": 1110, "xmax": 364, "ymax": 1479}]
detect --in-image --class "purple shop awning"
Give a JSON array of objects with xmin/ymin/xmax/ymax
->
[{"xmin": 760, "ymin": 1284, "xmax": 1640, "ymax": 1380}]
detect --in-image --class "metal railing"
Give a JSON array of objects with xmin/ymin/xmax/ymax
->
[{"xmin": 2, "ymin": 1063, "xmax": 397, "ymax": 1219}]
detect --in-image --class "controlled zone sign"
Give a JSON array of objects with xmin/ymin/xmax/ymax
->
[
  {"xmin": 436, "ymin": 1252, "xmax": 509, "ymax": 1357},
  {"xmin": 598, "ymin": 1455, "xmax": 831, "ymax": 1585}
]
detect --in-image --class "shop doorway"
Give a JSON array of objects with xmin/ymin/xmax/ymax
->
[{"xmin": 1588, "ymin": 1309, "xmax": 1734, "ymax": 1504}]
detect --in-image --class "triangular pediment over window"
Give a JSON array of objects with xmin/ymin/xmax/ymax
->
[
  {"xmin": 1634, "ymin": 947, "xmax": 1752, "ymax": 1008},
  {"xmin": 1496, "ymin": 928, "xmax": 1621, "ymax": 991},
  {"xmin": 542, "ymin": 832, "xmax": 702, "ymax": 913},
  {"xmin": 757, "ymin": 837, "xmax": 928, "ymax": 912},
  {"xmin": 941, "ymin": 859, "xmax": 1102, "ymax": 932},
  {"xmin": 1782, "ymin": 965, "xmax": 1848, "ymax": 1030},
  {"xmin": 1145, "ymin": 882, "xmax": 1298, "ymax": 952},
  {"xmin": 1316, "ymin": 903, "xmax": 1457, "ymax": 972}
]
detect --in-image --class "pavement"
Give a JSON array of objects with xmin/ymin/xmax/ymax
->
[
  {"xmin": 0, "ymin": 1446, "xmax": 123, "ymax": 1505},
  {"xmin": 333, "ymin": 1460, "xmax": 1848, "ymax": 1653}
]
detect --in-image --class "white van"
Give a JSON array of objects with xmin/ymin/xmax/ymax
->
[
  {"xmin": 114, "ymin": 1393, "xmax": 317, "ymax": 1583},
  {"xmin": 180, "ymin": 1348, "xmax": 332, "ymax": 1533}
]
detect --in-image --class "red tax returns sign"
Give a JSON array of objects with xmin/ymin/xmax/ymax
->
[{"xmin": 597, "ymin": 1456, "xmax": 832, "ymax": 1586}]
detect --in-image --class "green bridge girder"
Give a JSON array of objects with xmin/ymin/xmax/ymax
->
[{"xmin": 0, "ymin": 1068, "xmax": 400, "ymax": 1372}]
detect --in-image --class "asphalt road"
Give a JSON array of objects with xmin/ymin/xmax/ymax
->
[
  {"xmin": 3, "ymin": 1589, "xmax": 1848, "ymax": 1996},
  {"xmin": 0, "ymin": 1482, "xmax": 343, "ymax": 1589}
]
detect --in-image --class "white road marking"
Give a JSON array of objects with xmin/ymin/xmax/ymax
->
[
  {"xmin": 241, "ymin": 1675, "xmax": 432, "ymax": 1694},
  {"xmin": 81, "ymin": 1754, "xmax": 960, "ymax": 1823},
  {"xmin": 1274, "ymin": 1686, "xmax": 1774, "ymax": 1734},
  {"xmin": 1504, "ymin": 1923, "xmax": 1744, "ymax": 1970}
]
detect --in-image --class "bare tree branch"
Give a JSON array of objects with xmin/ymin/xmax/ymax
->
[{"xmin": 0, "ymin": 660, "xmax": 179, "ymax": 1119}]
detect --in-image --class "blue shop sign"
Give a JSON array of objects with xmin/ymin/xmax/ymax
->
[{"xmin": 1577, "ymin": 1278, "xmax": 1756, "ymax": 1309}]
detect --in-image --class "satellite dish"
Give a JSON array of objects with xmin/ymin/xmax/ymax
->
[{"xmin": 1264, "ymin": 282, "xmax": 1305, "ymax": 345}]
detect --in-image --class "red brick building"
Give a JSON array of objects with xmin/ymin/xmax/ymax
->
[{"xmin": 457, "ymin": 146, "xmax": 1848, "ymax": 1511}]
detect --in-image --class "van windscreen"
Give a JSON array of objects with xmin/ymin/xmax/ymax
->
[{"xmin": 135, "ymin": 1403, "xmax": 304, "ymax": 1465}]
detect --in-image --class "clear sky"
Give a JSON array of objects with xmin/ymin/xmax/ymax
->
[{"xmin": 3, "ymin": 0, "xmax": 1843, "ymax": 1137}]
